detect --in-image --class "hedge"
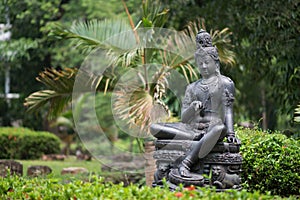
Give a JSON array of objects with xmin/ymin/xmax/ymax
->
[
  {"xmin": 0, "ymin": 175, "xmax": 291, "ymax": 200},
  {"xmin": 238, "ymin": 128, "xmax": 300, "ymax": 196},
  {"xmin": 0, "ymin": 127, "xmax": 60, "ymax": 159}
]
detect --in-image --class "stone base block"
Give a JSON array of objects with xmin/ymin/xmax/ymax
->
[{"xmin": 152, "ymin": 140, "xmax": 243, "ymax": 190}]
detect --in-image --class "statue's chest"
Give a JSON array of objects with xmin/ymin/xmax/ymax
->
[{"xmin": 193, "ymin": 81, "xmax": 223, "ymax": 106}]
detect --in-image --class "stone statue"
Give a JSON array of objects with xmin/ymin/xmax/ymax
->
[{"xmin": 150, "ymin": 30, "xmax": 242, "ymax": 190}]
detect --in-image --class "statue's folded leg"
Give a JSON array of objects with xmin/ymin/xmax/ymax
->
[
  {"xmin": 179, "ymin": 120, "xmax": 226, "ymax": 177},
  {"xmin": 150, "ymin": 123, "xmax": 195, "ymax": 140}
]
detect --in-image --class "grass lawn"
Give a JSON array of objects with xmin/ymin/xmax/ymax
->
[
  {"xmin": 18, "ymin": 156, "xmax": 102, "ymax": 177},
  {"xmin": 17, "ymin": 156, "xmax": 145, "ymax": 185}
]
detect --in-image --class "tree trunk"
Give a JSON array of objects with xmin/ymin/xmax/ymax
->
[
  {"xmin": 261, "ymin": 88, "xmax": 267, "ymax": 131},
  {"xmin": 144, "ymin": 140, "xmax": 156, "ymax": 187}
]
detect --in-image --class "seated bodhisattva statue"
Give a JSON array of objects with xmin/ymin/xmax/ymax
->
[{"xmin": 150, "ymin": 30, "xmax": 240, "ymax": 179}]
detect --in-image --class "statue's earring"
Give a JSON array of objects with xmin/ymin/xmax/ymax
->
[{"xmin": 215, "ymin": 66, "xmax": 220, "ymax": 75}]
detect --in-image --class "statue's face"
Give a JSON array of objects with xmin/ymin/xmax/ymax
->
[{"xmin": 197, "ymin": 55, "xmax": 217, "ymax": 79}]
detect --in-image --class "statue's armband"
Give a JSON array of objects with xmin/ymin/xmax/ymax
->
[{"xmin": 223, "ymin": 79, "xmax": 235, "ymax": 107}]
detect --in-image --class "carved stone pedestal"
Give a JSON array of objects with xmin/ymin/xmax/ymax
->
[{"xmin": 152, "ymin": 140, "xmax": 242, "ymax": 191}]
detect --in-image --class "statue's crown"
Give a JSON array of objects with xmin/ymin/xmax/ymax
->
[
  {"xmin": 195, "ymin": 29, "xmax": 219, "ymax": 62},
  {"xmin": 196, "ymin": 29, "xmax": 213, "ymax": 48}
]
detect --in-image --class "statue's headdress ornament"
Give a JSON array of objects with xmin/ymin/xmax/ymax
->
[
  {"xmin": 196, "ymin": 29, "xmax": 213, "ymax": 48},
  {"xmin": 195, "ymin": 29, "xmax": 219, "ymax": 62}
]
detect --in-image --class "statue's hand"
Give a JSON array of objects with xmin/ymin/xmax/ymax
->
[
  {"xmin": 190, "ymin": 101, "xmax": 203, "ymax": 112},
  {"xmin": 227, "ymin": 134, "xmax": 241, "ymax": 144}
]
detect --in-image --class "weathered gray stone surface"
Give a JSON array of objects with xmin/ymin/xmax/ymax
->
[
  {"xmin": 61, "ymin": 167, "xmax": 88, "ymax": 175},
  {"xmin": 27, "ymin": 165, "xmax": 52, "ymax": 177},
  {"xmin": 42, "ymin": 154, "xmax": 66, "ymax": 161},
  {"xmin": 0, "ymin": 160, "xmax": 23, "ymax": 177}
]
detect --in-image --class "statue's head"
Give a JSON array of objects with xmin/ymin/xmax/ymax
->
[{"xmin": 195, "ymin": 30, "xmax": 220, "ymax": 76}]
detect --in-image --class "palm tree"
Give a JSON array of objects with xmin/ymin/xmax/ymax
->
[{"xmin": 25, "ymin": 0, "xmax": 236, "ymax": 186}]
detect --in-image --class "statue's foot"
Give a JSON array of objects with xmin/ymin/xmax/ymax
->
[{"xmin": 178, "ymin": 163, "xmax": 192, "ymax": 178}]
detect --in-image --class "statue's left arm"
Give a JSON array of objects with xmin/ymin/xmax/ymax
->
[{"xmin": 223, "ymin": 77, "xmax": 240, "ymax": 144}]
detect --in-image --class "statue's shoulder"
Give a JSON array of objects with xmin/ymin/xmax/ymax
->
[
  {"xmin": 220, "ymin": 75, "xmax": 234, "ymax": 87},
  {"xmin": 220, "ymin": 76, "xmax": 235, "ymax": 94},
  {"xmin": 186, "ymin": 80, "xmax": 200, "ymax": 90}
]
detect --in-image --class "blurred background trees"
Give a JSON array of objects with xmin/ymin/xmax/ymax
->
[
  {"xmin": 163, "ymin": 0, "xmax": 300, "ymax": 132},
  {"xmin": 0, "ymin": 0, "xmax": 299, "ymax": 135}
]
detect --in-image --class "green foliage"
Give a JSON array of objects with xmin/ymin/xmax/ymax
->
[
  {"xmin": 0, "ymin": 175, "xmax": 289, "ymax": 200},
  {"xmin": 161, "ymin": 0, "xmax": 300, "ymax": 130},
  {"xmin": 0, "ymin": 0, "xmax": 72, "ymax": 128},
  {"xmin": 141, "ymin": 0, "xmax": 169, "ymax": 28},
  {"xmin": 0, "ymin": 127, "xmax": 60, "ymax": 159},
  {"xmin": 0, "ymin": 38, "xmax": 38, "ymax": 62},
  {"xmin": 233, "ymin": 0, "xmax": 300, "ymax": 119},
  {"xmin": 61, "ymin": 0, "xmax": 139, "ymax": 22},
  {"xmin": 238, "ymin": 128, "xmax": 300, "ymax": 196}
]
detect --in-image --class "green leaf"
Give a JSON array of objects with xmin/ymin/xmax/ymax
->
[
  {"xmin": 142, "ymin": 17, "xmax": 153, "ymax": 27},
  {"xmin": 0, "ymin": 38, "xmax": 38, "ymax": 62}
]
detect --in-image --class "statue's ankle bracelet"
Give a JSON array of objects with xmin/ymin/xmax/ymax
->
[{"xmin": 181, "ymin": 158, "xmax": 193, "ymax": 170}]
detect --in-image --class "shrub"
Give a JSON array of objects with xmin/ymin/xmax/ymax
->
[
  {"xmin": 0, "ymin": 175, "xmax": 291, "ymax": 199},
  {"xmin": 0, "ymin": 127, "xmax": 60, "ymax": 159},
  {"xmin": 237, "ymin": 128, "xmax": 300, "ymax": 196}
]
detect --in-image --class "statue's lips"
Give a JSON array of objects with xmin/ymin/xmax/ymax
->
[{"xmin": 201, "ymin": 70, "xmax": 209, "ymax": 75}]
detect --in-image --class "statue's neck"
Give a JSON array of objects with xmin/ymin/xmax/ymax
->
[{"xmin": 201, "ymin": 76, "xmax": 218, "ymax": 85}]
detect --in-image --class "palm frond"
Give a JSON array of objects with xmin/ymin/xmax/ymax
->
[
  {"xmin": 113, "ymin": 84, "xmax": 169, "ymax": 134},
  {"xmin": 210, "ymin": 28, "xmax": 236, "ymax": 66},
  {"xmin": 52, "ymin": 19, "xmax": 134, "ymax": 54},
  {"xmin": 151, "ymin": 30, "xmax": 198, "ymax": 83},
  {"xmin": 24, "ymin": 67, "xmax": 102, "ymax": 118},
  {"xmin": 24, "ymin": 90, "xmax": 71, "ymax": 119},
  {"xmin": 183, "ymin": 18, "xmax": 206, "ymax": 43},
  {"xmin": 294, "ymin": 103, "xmax": 300, "ymax": 123},
  {"xmin": 116, "ymin": 48, "xmax": 143, "ymax": 68},
  {"xmin": 113, "ymin": 88, "xmax": 152, "ymax": 132},
  {"xmin": 151, "ymin": 65, "xmax": 169, "ymax": 98}
]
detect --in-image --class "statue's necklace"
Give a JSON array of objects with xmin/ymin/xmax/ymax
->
[
  {"xmin": 198, "ymin": 77, "xmax": 221, "ymax": 116},
  {"xmin": 199, "ymin": 77, "xmax": 219, "ymax": 92}
]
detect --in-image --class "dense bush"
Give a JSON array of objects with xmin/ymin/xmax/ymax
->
[
  {"xmin": 237, "ymin": 128, "xmax": 300, "ymax": 196},
  {"xmin": 0, "ymin": 127, "xmax": 60, "ymax": 159},
  {"xmin": 0, "ymin": 175, "xmax": 290, "ymax": 199}
]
